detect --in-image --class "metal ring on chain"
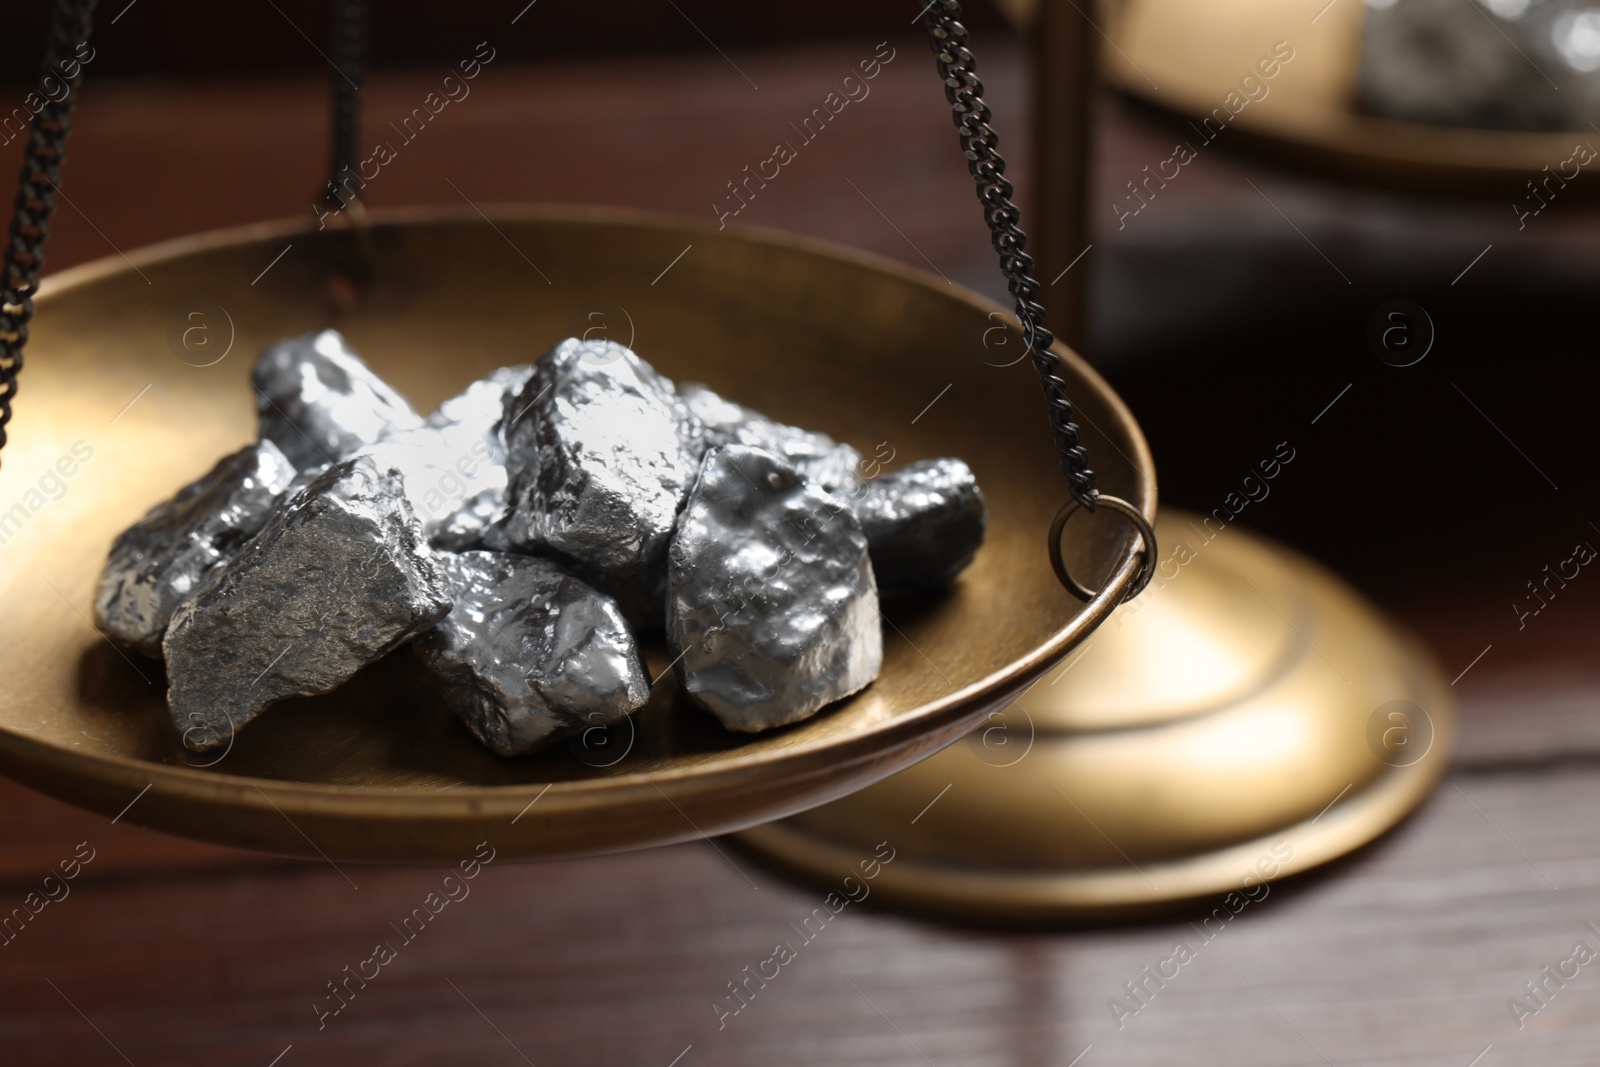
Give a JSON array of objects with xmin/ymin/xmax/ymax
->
[
  {"xmin": 919, "ymin": 0, "xmax": 1159, "ymax": 598},
  {"xmin": 1048, "ymin": 494, "xmax": 1157, "ymax": 604}
]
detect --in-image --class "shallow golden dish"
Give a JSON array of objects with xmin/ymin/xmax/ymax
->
[{"xmin": 0, "ymin": 207, "xmax": 1152, "ymax": 863}]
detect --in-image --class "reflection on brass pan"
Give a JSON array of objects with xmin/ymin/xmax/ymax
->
[
  {"xmin": 0, "ymin": 206, "xmax": 1152, "ymax": 863},
  {"xmin": 734, "ymin": 513, "xmax": 1454, "ymax": 922},
  {"xmin": 1000, "ymin": 0, "xmax": 1600, "ymax": 193}
]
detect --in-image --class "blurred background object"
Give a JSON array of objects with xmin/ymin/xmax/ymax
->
[
  {"xmin": 1026, "ymin": 0, "xmax": 1600, "ymax": 191},
  {"xmin": 1360, "ymin": 0, "xmax": 1600, "ymax": 130}
]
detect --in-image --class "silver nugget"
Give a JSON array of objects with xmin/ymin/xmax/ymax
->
[
  {"xmin": 164, "ymin": 456, "xmax": 452, "ymax": 751},
  {"xmin": 499, "ymin": 339, "xmax": 702, "ymax": 575},
  {"xmin": 356, "ymin": 423, "xmax": 489, "ymax": 548},
  {"xmin": 679, "ymin": 381, "xmax": 862, "ymax": 494},
  {"xmin": 415, "ymin": 551, "xmax": 650, "ymax": 756},
  {"xmin": 430, "ymin": 364, "xmax": 534, "ymax": 430},
  {"xmin": 1359, "ymin": 0, "xmax": 1600, "ymax": 130},
  {"xmin": 346, "ymin": 366, "xmax": 533, "ymax": 550},
  {"xmin": 668, "ymin": 445, "xmax": 882, "ymax": 732},
  {"xmin": 850, "ymin": 458, "xmax": 986, "ymax": 588},
  {"xmin": 253, "ymin": 329, "xmax": 423, "ymax": 470},
  {"xmin": 95, "ymin": 441, "xmax": 298, "ymax": 657},
  {"xmin": 428, "ymin": 365, "xmax": 533, "ymax": 550}
]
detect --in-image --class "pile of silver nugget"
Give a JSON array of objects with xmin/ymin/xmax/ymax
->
[{"xmin": 94, "ymin": 331, "xmax": 986, "ymax": 757}]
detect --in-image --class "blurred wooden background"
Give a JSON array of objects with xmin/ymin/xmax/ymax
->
[{"xmin": 0, "ymin": 0, "xmax": 1005, "ymax": 73}]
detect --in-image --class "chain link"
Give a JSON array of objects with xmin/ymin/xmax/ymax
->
[
  {"xmin": 918, "ymin": 0, "xmax": 1098, "ymax": 507},
  {"xmin": 0, "ymin": 0, "xmax": 97, "ymax": 460},
  {"xmin": 326, "ymin": 0, "xmax": 368, "ymax": 213}
]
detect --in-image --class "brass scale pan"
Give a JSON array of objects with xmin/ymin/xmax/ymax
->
[{"xmin": 0, "ymin": 207, "xmax": 1153, "ymax": 863}]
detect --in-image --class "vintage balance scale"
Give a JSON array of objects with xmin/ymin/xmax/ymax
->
[{"xmin": 0, "ymin": 0, "xmax": 1450, "ymax": 920}]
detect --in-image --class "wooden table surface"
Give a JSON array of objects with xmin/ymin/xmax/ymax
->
[{"xmin": 3, "ymin": 21, "xmax": 1599, "ymax": 1066}]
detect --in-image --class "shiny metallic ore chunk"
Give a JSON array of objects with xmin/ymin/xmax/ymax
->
[
  {"xmin": 678, "ymin": 381, "xmax": 861, "ymax": 494},
  {"xmin": 429, "ymin": 364, "xmax": 533, "ymax": 550},
  {"xmin": 415, "ymin": 551, "xmax": 649, "ymax": 756},
  {"xmin": 852, "ymin": 458, "xmax": 986, "ymax": 588},
  {"xmin": 499, "ymin": 339, "xmax": 702, "ymax": 575},
  {"xmin": 1358, "ymin": 0, "xmax": 1600, "ymax": 130},
  {"xmin": 430, "ymin": 363, "xmax": 535, "ymax": 430},
  {"xmin": 357, "ymin": 364, "xmax": 535, "ymax": 551},
  {"xmin": 252, "ymin": 329, "xmax": 424, "ymax": 470},
  {"xmin": 164, "ymin": 457, "xmax": 452, "ymax": 751},
  {"xmin": 668, "ymin": 445, "xmax": 882, "ymax": 732},
  {"xmin": 95, "ymin": 440, "xmax": 298, "ymax": 657}
]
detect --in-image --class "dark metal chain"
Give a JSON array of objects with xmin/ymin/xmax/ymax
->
[
  {"xmin": 918, "ymin": 0, "xmax": 1097, "ymax": 507},
  {"xmin": 327, "ymin": 0, "xmax": 368, "ymax": 213},
  {"xmin": 0, "ymin": 0, "xmax": 97, "ymax": 460}
]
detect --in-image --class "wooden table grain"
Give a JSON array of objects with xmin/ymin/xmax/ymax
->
[{"xmin": 2, "ymin": 29, "xmax": 1598, "ymax": 1066}]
